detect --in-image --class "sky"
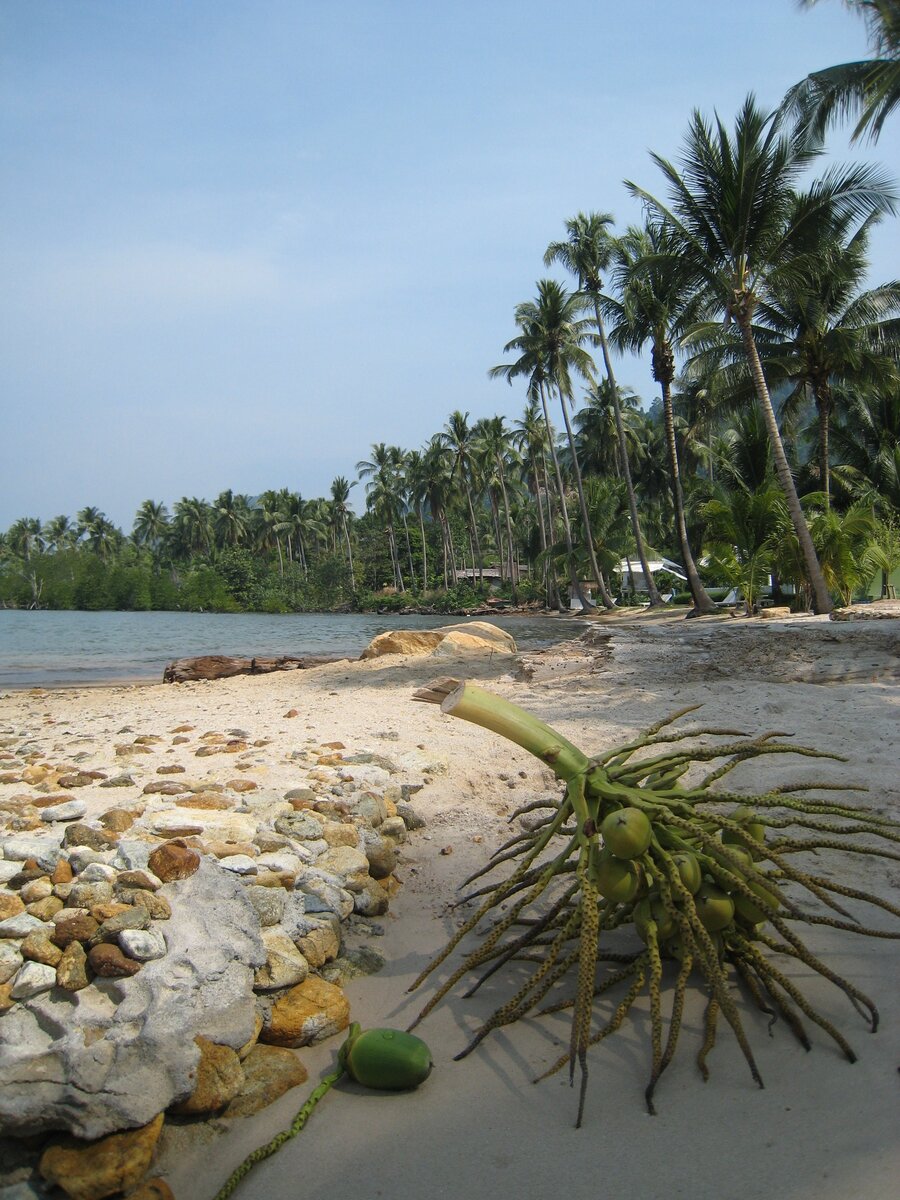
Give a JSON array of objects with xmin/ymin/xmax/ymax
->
[{"xmin": 2, "ymin": 0, "xmax": 898, "ymax": 531}]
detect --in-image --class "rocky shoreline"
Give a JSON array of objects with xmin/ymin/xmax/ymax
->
[{"xmin": 0, "ymin": 703, "xmax": 436, "ymax": 1199}]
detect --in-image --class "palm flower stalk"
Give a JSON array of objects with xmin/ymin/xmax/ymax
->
[{"xmin": 410, "ymin": 679, "xmax": 900, "ymax": 1126}]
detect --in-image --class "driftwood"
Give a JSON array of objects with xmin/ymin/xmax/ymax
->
[{"xmin": 162, "ymin": 654, "xmax": 344, "ymax": 683}]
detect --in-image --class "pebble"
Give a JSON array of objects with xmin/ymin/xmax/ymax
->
[
  {"xmin": 10, "ymin": 960, "xmax": 58, "ymax": 999},
  {"xmin": 56, "ymin": 939, "xmax": 89, "ymax": 991},
  {"xmin": 118, "ymin": 928, "xmax": 167, "ymax": 961},
  {"xmin": 218, "ymin": 855, "xmax": 258, "ymax": 876},
  {"xmin": 87, "ymin": 942, "xmax": 142, "ymax": 978},
  {"xmin": 0, "ymin": 942, "xmax": 24, "ymax": 983},
  {"xmin": 40, "ymin": 800, "xmax": 88, "ymax": 823},
  {"xmin": 0, "ymin": 912, "xmax": 48, "ymax": 938}
]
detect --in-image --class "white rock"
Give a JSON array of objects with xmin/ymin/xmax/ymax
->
[
  {"xmin": 117, "ymin": 928, "xmax": 167, "ymax": 962},
  {"xmin": 77, "ymin": 863, "xmax": 118, "ymax": 883},
  {"xmin": 1, "ymin": 836, "xmax": 63, "ymax": 871},
  {"xmin": 218, "ymin": 855, "xmax": 258, "ymax": 876},
  {"xmin": 0, "ymin": 858, "xmax": 266, "ymax": 1139},
  {"xmin": 0, "ymin": 914, "xmax": 48, "ymax": 939},
  {"xmin": 253, "ymin": 929, "xmax": 308, "ymax": 992},
  {"xmin": 0, "ymin": 861, "xmax": 24, "ymax": 885},
  {"xmin": 255, "ymin": 851, "xmax": 303, "ymax": 875},
  {"xmin": 0, "ymin": 943, "xmax": 23, "ymax": 984},
  {"xmin": 40, "ymin": 800, "xmax": 87, "ymax": 823},
  {"xmin": 9, "ymin": 961, "xmax": 57, "ymax": 1000}
]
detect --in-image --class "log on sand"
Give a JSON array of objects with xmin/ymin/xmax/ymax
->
[{"xmin": 162, "ymin": 654, "xmax": 344, "ymax": 683}]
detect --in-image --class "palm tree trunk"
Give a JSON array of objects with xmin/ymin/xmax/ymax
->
[
  {"xmin": 342, "ymin": 516, "xmax": 355, "ymax": 589},
  {"xmin": 537, "ymin": 382, "xmax": 596, "ymax": 612},
  {"xmin": 495, "ymin": 459, "xmax": 518, "ymax": 589},
  {"xmin": 416, "ymin": 505, "xmax": 427, "ymax": 590},
  {"xmin": 463, "ymin": 482, "xmax": 484, "ymax": 586},
  {"xmin": 552, "ymin": 384, "xmax": 617, "ymax": 610},
  {"xmin": 656, "ymin": 354, "xmax": 717, "ymax": 615},
  {"xmin": 812, "ymin": 379, "xmax": 833, "ymax": 509},
  {"xmin": 591, "ymin": 301, "xmax": 663, "ymax": 605},
  {"xmin": 738, "ymin": 317, "xmax": 833, "ymax": 614}
]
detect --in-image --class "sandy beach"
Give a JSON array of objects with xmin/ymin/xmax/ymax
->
[{"xmin": 2, "ymin": 611, "xmax": 898, "ymax": 1200}]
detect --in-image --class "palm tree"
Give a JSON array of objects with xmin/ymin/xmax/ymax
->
[
  {"xmin": 785, "ymin": 0, "xmax": 900, "ymax": 143},
  {"xmin": 474, "ymin": 416, "xmax": 519, "ymax": 589},
  {"xmin": 7, "ymin": 517, "xmax": 43, "ymax": 561},
  {"xmin": 330, "ymin": 476, "xmax": 357, "ymax": 589},
  {"xmin": 512, "ymin": 398, "xmax": 559, "ymax": 606},
  {"xmin": 751, "ymin": 205, "xmax": 899, "ymax": 506},
  {"xmin": 132, "ymin": 501, "xmax": 170, "ymax": 556},
  {"xmin": 545, "ymin": 213, "xmax": 664, "ymax": 607},
  {"xmin": 43, "ymin": 515, "xmax": 77, "ymax": 554},
  {"xmin": 172, "ymin": 497, "xmax": 213, "ymax": 559},
  {"xmin": 492, "ymin": 280, "xmax": 616, "ymax": 611},
  {"xmin": 254, "ymin": 490, "xmax": 288, "ymax": 576},
  {"xmin": 419, "ymin": 436, "xmax": 457, "ymax": 587},
  {"xmin": 441, "ymin": 412, "xmax": 485, "ymax": 586},
  {"xmin": 607, "ymin": 221, "xmax": 718, "ymax": 614},
  {"xmin": 831, "ymin": 383, "xmax": 900, "ymax": 510},
  {"xmin": 213, "ymin": 489, "xmax": 252, "ymax": 550},
  {"xmin": 702, "ymin": 482, "xmax": 790, "ymax": 615},
  {"xmin": 627, "ymin": 94, "xmax": 897, "ymax": 613},
  {"xmin": 357, "ymin": 443, "xmax": 405, "ymax": 591}
]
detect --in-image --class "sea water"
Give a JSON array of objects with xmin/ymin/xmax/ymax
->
[{"xmin": 0, "ymin": 610, "xmax": 582, "ymax": 688}]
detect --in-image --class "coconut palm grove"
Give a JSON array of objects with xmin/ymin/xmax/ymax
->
[{"xmin": 3, "ymin": 2, "xmax": 898, "ymax": 617}]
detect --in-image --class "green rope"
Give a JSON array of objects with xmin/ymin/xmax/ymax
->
[{"xmin": 212, "ymin": 1063, "xmax": 345, "ymax": 1200}]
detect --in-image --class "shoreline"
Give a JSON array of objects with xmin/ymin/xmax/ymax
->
[{"xmin": 2, "ymin": 615, "xmax": 898, "ymax": 1199}]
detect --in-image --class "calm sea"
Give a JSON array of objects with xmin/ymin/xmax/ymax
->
[{"xmin": 0, "ymin": 610, "xmax": 583, "ymax": 688}]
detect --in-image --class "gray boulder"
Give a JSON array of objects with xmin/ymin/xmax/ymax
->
[{"xmin": 0, "ymin": 858, "xmax": 266, "ymax": 1139}]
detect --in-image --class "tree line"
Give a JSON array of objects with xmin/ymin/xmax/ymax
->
[{"xmin": 2, "ymin": 1, "xmax": 898, "ymax": 615}]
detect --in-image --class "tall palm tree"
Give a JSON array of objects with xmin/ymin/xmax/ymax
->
[
  {"xmin": 474, "ymin": 416, "xmax": 519, "ymax": 589},
  {"xmin": 750, "ymin": 205, "xmax": 899, "ymax": 506},
  {"xmin": 441, "ymin": 412, "xmax": 485, "ymax": 586},
  {"xmin": 357, "ymin": 443, "xmax": 405, "ymax": 591},
  {"xmin": 43, "ymin": 515, "xmax": 77, "ymax": 554},
  {"xmin": 785, "ymin": 0, "xmax": 900, "ymax": 143},
  {"xmin": 572, "ymin": 381, "xmax": 644, "ymax": 481},
  {"xmin": 172, "ymin": 497, "xmax": 213, "ymax": 559},
  {"xmin": 213, "ymin": 489, "xmax": 252, "ymax": 550},
  {"xmin": 420, "ymin": 436, "xmax": 457, "ymax": 587},
  {"xmin": 492, "ymin": 280, "xmax": 616, "ymax": 610},
  {"xmin": 545, "ymin": 213, "xmax": 664, "ymax": 607},
  {"xmin": 132, "ymin": 500, "xmax": 170, "ymax": 556},
  {"xmin": 330, "ymin": 476, "xmax": 357, "ymax": 589},
  {"xmin": 512, "ymin": 398, "xmax": 559, "ymax": 605},
  {"xmin": 7, "ymin": 517, "xmax": 43, "ymax": 561},
  {"xmin": 607, "ymin": 221, "xmax": 718, "ymax": 614},
  {"xmin": 627, "ymin": 94, "xmax": 897, "ymax": 613}
]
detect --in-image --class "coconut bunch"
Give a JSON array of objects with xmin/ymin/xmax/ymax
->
[{"xmin": 410, "ymin": 680, "xmax": 900, "ymax": 1126}]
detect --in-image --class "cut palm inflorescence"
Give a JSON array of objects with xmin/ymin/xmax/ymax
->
[{"xmin": 409, "ymin": 679, "xmax": 900, "ymax": 1126}]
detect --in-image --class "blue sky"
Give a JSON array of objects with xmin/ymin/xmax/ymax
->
[{"xmin": 2, "ymin": 0, "xmax": 898, "ymax": 530}]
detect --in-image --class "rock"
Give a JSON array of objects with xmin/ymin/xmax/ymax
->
[
  {"xmin": 40, "ymin": 800, "xmax": 88, "ymax": 823},
  {"xmin": 20, "ymin": 932, "xmax": 63, "ymax": 966},
  {"xmin": 244, "ymin": 885, "xmax": 286, "ymax": 927},
  {"xmin": 352, "ymin": 878, "xmax": 391, "ymax": 917},
  {"xmin": 321, "ymin": 945, "xmax": 387, "ymax": 985},
  {"xmin": 147, "ymin": 814, "xmax": 205, "ymax": 837},
  {"xmin": 63, "ymin": 824, "xmax": 118, "ymax": 851},
  {"xmin": 294, "ymin": 923, "xmax": 340, "ymax": 969},
  {"xmin": 10, "ymin": 960, "xmax": 58, "ymax": 1000},
  {"xmin": 123, "ymin": 1180, "xmax": 174, "ymax": 1200},
  {"xmin": 360, "ymin": 620, "xmax": 516, "ymax": 659},
  {"xmin": 350, "ymin": 792, "xmax": 388, "ymax": 827},
  {"xmin": 120, "ymin": 890, "xmax": 172, "ymax": 920},
  {"xmin": 0, "ymin": 912, "xmax": 48, "ymax": 938},
  {"xmin": 112, "ymin": 841, "xmax": 152, "ymax": 871},
  {"xmin": 0, "ymin": 891, "xmax": 25, "ymax": 920},
  {"xmin": 51, "ymin": 857, "xmax": 75, "ymax": 884},
  {"xmin": 2, "ymin": 835, "xmax": 62, "ymax": 870},
  {"xmin": 253, "ymin": 929, "xmax": 309, "ymax": 991},
  {"xmin": 116, "ymin": 870, "xmax": 161, "ymax": 891},
  {"xmin": 39, "ymin": 1112, "xmax": 164, "ymax": 1200},
  {"xmin": 98, "ymin": 775, "xmax": 136, "ymax": 790},
  {"xmin": 362, "ymin": 833, "xmax": 398, "ymax": 879},
  {"xmin": 68, "ymin": 848, "xmax": 110, "ymax": 874},
  {"xmin": 261, "ymin": 977, "xmax": 350, "ymax": 1047},
  {"xmin": 380, "ymin": 815, "xmax": 409, "ymax": 843},
  {"xmin": 312, "ymin": 846, "xmax": 370, "ymax": 892},
  {"xmin": 87, "ymin": 944, "xmax": 142, "ymax": 978},
  {"xmin": 91, "ymin": 908, "xmax": 151, "ymax": 944},
  {"xmin": 52, "ymin": 912, "xmax": 100, "ymax": 947},
  {"xmin": 20, "ymin": 876, "xmax": 53, "ymax": 902},
  {"xmin": 169, "ymin": 1037, "xmax": 244, "ymax": 1116},
  {"xmin": 0, "ymin": 860, "xmax": 25, "ymax": 885},
  {"xmin": 78, "ymin": 863, "xmax": 119, "ymax": 884},
  {"xmin": 217, "ymin": 855, "xmax": 258, "ymax": 876},
  {"xmin": 68, "ymin": 881, "xmax": 114, "ymax": 909},
  {"xmin": 56, "ymin": 941, "xmax": 89, "ymax": 991},
  {"xmin": 274, "ymin": 811, "xmax": 325, "ymax": 841},
  {"xmin": 223, "ymin": 1044, "xmax": 308, "ymax": 1118},
  {"xmin": 293, "ymin": 871, "xmax": 354, "ymax": 919},
  {"xmin": 97, "ymin": 809, "xmax": 135, "ymax": 833},
  {"xmin": 237, "ymin": 1011, "xmax": 264, "ymax": 1060},
  {"xmin": 174, "ymin": 793, "xmax": 233, "ymax": 811},
  {"xmin": 147, "ymin": 842, "xmax": 200, "ymax": 883},
  {"xmin": 141, "ymin": 781, "xmax": 188, "ymax": 796},
  {"xmin": 118, "ymin": 929, "xmax": 166, "ymax": 962},
  {"xmin": 0, "ymin": 942, "xmax": 23, "ymax": 984},
  {"xmin": 27, "ymin": 894, "xmax": 64, "ymax": 920},
  {"xmin": 162, "ymin": 654, "xmax": 338, "ymax": 683}
]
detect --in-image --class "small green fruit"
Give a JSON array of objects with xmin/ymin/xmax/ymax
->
[
  {"xmin": 694, "ymin": 885, "xmax": 735, "ymax": 933},
  {"xmin": 671, "ymin": 850, "xmax": 702, "ymax": 894},
  {"xmin": 634, "ymin": 895, "xmax": 677, "ymax": 942},
  {"xmin": 601, "ymin": 807, "xmax": 652, "ymax": 860},
  {"xmin": 342, "ymin": 1025, "xmax": 433, "ymax": 1090},
  {"xmin": 591, "ymin": 848, "xmax": 643, "ymax": 903},
  {"xmin": 734, "ymin": 880, "xmax": 781, "ymax": 925}
]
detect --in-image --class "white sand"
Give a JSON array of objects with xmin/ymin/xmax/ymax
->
[{"xmin": 2, "ymin": 611, "xmax": 898, "ymax": 1200}]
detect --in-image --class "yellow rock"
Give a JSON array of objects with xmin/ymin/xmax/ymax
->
[
  {"xmin": 169, "ymin": 1037, "xmax": 244, "ymax": 1116},
  {"xmin": 261, "ymin": 977, "xmax": 350, "ymax": 1048},
  {"xmin": 39, "ymin": 1112, "xmax": 164, "ymax": 1200}
]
